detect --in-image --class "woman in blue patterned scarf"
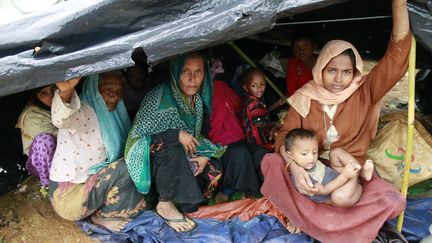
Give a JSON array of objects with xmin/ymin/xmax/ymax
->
[{"xmin": 125, "ymin": 53, "xmax": 225, "ymax": 232}]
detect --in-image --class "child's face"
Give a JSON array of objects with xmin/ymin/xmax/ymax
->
[
  {"xmin": 287, "ymin": 138, "xmax": 319, "ymax": 170},
  {"xmin": 243, "ymin": 74, "xmax": 266, "ymax": 98},
  {"xmin": 36, "ymin": 85, "xmax": 55, "ymax": 107},
  {"xmin": 293, "ymin": 38, "xmax": 314, "ymax": 63}
]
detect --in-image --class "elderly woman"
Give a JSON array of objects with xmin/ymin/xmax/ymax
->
[
  {"xmin": 49, "ymin": 72, "xmax": 146, "ymax": 232},
  {"xmin": 125, "ymin": 53, "xmax": 227, "ymax": 233},
  {"xmin": 16, "ymin": 85, "xmax": 58, "ymax": 187},
  {"xmin": 260, "ymin": 0, "xmax": 411, "ymax": 242}
]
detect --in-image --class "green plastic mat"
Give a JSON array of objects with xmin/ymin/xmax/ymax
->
[{"xmin": 408, "ymin": 178, "xmax": 432, "ymax": 198}]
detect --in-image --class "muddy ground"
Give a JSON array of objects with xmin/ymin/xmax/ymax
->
[{"xmin": 0, "ymin": 61, "xmax": 411, "ymax": 243}]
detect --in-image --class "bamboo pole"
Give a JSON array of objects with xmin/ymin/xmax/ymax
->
[
  {"xmin": 228, "ymin": 41, "xmax": 287, "ymax": 101},
  {"xmin": 396, "ymin": 35, "xmax": 416, "ymax": 232}
]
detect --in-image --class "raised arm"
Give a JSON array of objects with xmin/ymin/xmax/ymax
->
[
  {"xmin": 56, "ymin": 78, "xmax": 81, "ymax": 103},
  {"xmin": 364, "ymin": 0, "xmax": 411, "ymax": 104},
  {"xmin": 392, "ymin": 0, "xmax": 409, "ymax": 42},
  {"xmin": 51, "ymin": 78, "xmax": 82, "ymax": 128}
]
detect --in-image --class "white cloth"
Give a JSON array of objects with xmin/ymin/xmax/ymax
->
[
  {"xmin": 321, "ymin": 104, "xmax": 339, "ymax": 159},
  {"xmin": 49, "ymin": 90, "xmax": 106, "ymax": 183}
]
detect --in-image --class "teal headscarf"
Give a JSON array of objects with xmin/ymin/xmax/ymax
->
[
  {"xmin": 80, "ymin": 75, "xmax": 131, "ymax": 173},
  {"xmin": 125, "ymin": 54, "xmax": 225, "ymax": 194}
]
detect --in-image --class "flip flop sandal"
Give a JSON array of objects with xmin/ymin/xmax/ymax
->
[{"xmin": 154, "ymin": 210, "xmax": 197, "ymax": 233}]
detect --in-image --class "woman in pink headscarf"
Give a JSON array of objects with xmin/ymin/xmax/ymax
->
[{"xmin": 260, "ymin": 0, "xmax": 411, "ymax": 242}]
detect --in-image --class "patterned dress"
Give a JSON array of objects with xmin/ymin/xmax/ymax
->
[{"xmin": 242, "ymin": 95, "xmax": 272, "ymax": 150}]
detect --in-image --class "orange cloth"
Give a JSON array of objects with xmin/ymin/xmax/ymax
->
[{"xmin": 187, "ymin": 198, "xmax": 289, "ymax": 228}]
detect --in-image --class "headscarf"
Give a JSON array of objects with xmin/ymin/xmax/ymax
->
[
  {"xmin": 80, "ymin": 75, "xmax": 131, "ymax": 172},
  {"xmin": 125, "ymin": 54, "xmax": 225, "ymax": 194},
  {"xmin": 287, "ymin": 40, "xmax": 365, "ymax": 118}
]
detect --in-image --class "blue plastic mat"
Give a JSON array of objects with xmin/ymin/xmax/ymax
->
[
  {"xmin": 388, "ymin": 197, "xmax": 432, "ymax": 241},
  {"xmin": 78, "ymin": 212, "xmax": 314, "ymax": 243}
]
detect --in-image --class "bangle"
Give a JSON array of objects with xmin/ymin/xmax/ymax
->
[
  {"xmin": 392, "ymin": 30, "xmax": 408, "ymax": 38},
  {"xmin": 285, "ymin": 160, "xmax": 292, "ymax": 170}
]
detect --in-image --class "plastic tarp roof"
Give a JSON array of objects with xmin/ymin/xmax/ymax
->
[
  {"xmin": 0, "ymin": 0, "xmax": 431, "ymax": 97},
  {"xmin": 0, "ymin": 0, "xmax": 346, "ymax": 97}
]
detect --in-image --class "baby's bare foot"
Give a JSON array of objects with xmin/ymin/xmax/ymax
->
[{"xmin": 361, "ymin": 159, "xmax": 374, "ymax": 181}]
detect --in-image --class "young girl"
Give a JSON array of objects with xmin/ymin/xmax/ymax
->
[
  {"xmin": 16, "ymin": 85, "xmax": 58, "ymax": 188},
  {"xmin": 284, "ymin": 128, "xmax": 374, "ymax": 207},
  {"xmin": 241, "ymin": 68, "xmax": 280, "ymax": 151}
]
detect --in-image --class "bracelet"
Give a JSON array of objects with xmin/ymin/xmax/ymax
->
[
  {"xmin": 285, "ymin": 160, "xmax": 292, "ymax": 170},
  {"xmin": 392, "ymin": 30, "xmax": 409, "ymax": 38}
]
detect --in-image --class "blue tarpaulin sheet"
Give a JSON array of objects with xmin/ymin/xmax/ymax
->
[
  {"xmin": 78, "ymin": 197, "xmax": 432, "ymax": 242},
  {"xmin": 389, "ymin": 197, "xmax": 432, "ymax": 241},
  {"xmin": 78, "ymin": 212, "xmax": 314, "ymax": 243}
]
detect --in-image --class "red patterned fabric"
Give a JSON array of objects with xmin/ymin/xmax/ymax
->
[{"xmin": 242, "ymin": 95, "xmax": 272, "ymax": 150}]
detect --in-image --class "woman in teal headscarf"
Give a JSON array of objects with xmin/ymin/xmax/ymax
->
[
  {"xmin": 125, "ymin": 53, "xmax": 225, "ymax": 232},
  {"xmin": 49, "ymin": 72, "xmax": 146, "ymax": 232}
]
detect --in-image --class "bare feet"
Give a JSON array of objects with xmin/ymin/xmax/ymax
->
[
  {"xmin": 156, "ymin": 201, "xmax": 196, "ymax": 232},
  {"xmin": 215, "ymin": 192, "xmax": 230, "ymax": 204},
  {"xmin": 91, "ymin": 215, "xmax": 131, "ymax": 232},
  {"xmin": 361, "ymin": 159, "xmax": 374, "ymax": 181},
  {"xmin": 286, "ymin": 220, "xmax": 301, "ymax": 234},
  {"xmin": 241, "ymin": 193, "xmax": 256, "ymax": 200}
]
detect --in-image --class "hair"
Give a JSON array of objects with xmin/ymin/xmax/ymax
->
[
  {"xmin": 338, "ymin": 49, "xmax": 356, "ymax": 70},
  {"xmin": 291, "ymin": 33, "xmax": 315, "ymax": 46},
  {"xmin": 99, "ymin": 70, "xmax": 124, "ymax": 85},
  {"xmin": 284, "ymin": 128, "xmax": 317, "ymax": 151},
  {"xmin": 186, "ymin": 52, "xmax": 205, "ymax": 61},
  {"xmin": 240, "ymin": 67, "xmax": 265, "ymax": 86},
  {"xmin": 29, "ymin": 85, "xmax": 55, "ymax": 111}
]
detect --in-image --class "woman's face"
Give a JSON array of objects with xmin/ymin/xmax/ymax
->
[
  {"xmin": 99, "ymin": 75, "xmax": 124, "ymax": 112},
  {"xmin": 322, "ymin": 54, "xmax": 354, "ymax": 93},
  {"xmin": 179, "ymin": 56, "xmax": 205, "ymax": 96},
  {"xmin": 293, "ymin": 38, "xmax": 314, "ymax": 63},
  {"xmin": 36, "ymin": 85, "xmax": 55, "ymax": 107}
]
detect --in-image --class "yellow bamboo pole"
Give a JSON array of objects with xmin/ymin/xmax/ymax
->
[
  {"xmin": 228, "ymin": 41, "xmax": 287, "ymax": 101},
  {"xmin": 396, "ymin": 35, "xmax": 416, "ymax": 232}
]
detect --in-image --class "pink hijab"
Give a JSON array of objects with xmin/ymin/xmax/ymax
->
[{"xmin": 287, "ymin": 40, "xmax": 365, "ymax": 118}]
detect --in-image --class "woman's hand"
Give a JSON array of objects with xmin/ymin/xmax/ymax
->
[
  {"xmin": 189, "ymin": 156, "xmax": 208, "ymax": 176},
  {"xmin": 56, "ymin": 78, "xmax": 81, "ymax": 92},
  {"xmin": 290, "ymin": 162, "xmax": 318, "ymax": 195},
  {"xmin": 179, "ymin": 130, "xmax": 199, "ymax": 155},
  {"xmin": 56, "ymin": 78, "xmax": 81, "ymax": 103}
]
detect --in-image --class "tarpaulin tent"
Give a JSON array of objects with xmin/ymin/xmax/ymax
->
[{"xmin": 0, "ymin": 0, "xmax": 431, "ymax": 97}]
